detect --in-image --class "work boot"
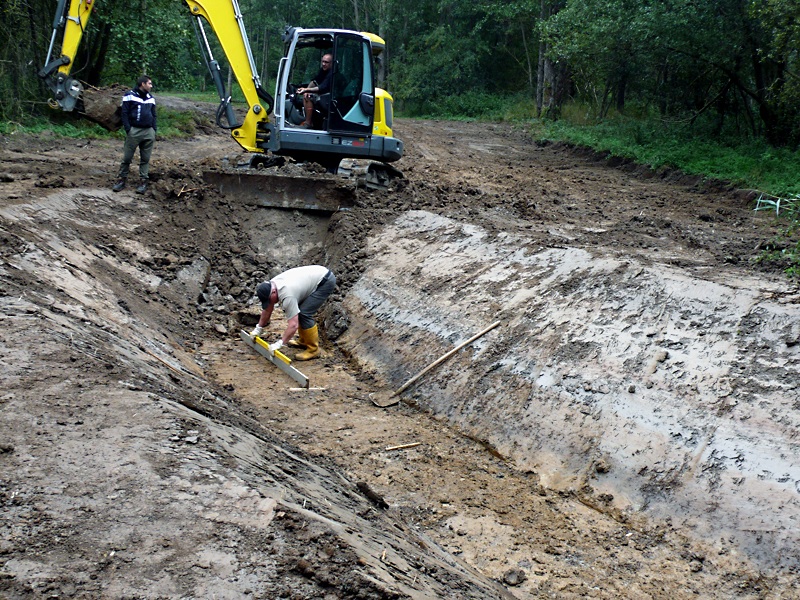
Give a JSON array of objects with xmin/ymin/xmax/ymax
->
[
  {"xmin": 294, "ymin": 324, "xmax": 320, "ymax": 360},
  {"xmin": 287, "ymin": 328, "xmax": 308, "ymax": 348},
  {"xmin": 136, "ymin": 180, "xmax": 148, "ymax": 194},
  {"xmin": 112, "ymin": 179, "xmax": 126, "ymax": 192}
]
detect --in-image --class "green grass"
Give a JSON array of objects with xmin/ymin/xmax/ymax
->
[
  {"xmin": 1, "ymin": 106, "xmax": 210, "ymax": 139},
  {"xmin": 155, "ymin": 107, "xmax": 209, "ymax": 138},
  {"xmin": 159, "ymin": 86, "xmax": 248, "ymax": 105},
  {"xmin": 0, "ymin": 115, "xmax": 118, "ymax": 139},
  {"xmin": 532, "ymin": 114, "xmax": 800, "ymax": 198}
]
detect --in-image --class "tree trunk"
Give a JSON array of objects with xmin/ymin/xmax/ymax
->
[
  {"xmin": 542, "ymin": 55, "xmax": 556, "ymax": 117},
  {"xmin": 352, "ymin": 0, "xmax": 360, "ymax": 30},
  {"xmin": 536, "ymin": 0, "xmax": 548, "ymax": 116},
  {"xmin": 85, "ymin": 23, "xmax": 112, "ymax": 86},
  {"xmin": 261, "ymin": 27, "xmax": 269, "ymax": 85},
  {"xmin": 616, "ymin": 72, "xmax": 627, "ymax": 114},
  {"xmin": 521, "ymin": 22, "xmax": 534, "ymax": 95},
  {"xmin": 140, "ymin": 0, "xmax": 147, "ymax": 74},
  {"xmin": 751, "ymin": 46, "xmax": 786, "ymax": 144}
]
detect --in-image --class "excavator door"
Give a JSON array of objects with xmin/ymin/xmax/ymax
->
[{"xmin": 326, "ymin": 34, "xmax": 374, "ymax": 135}]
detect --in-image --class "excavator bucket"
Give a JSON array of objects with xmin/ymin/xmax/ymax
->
[{"xmin": 203, "ymin": 170, "xmax": 356, "ymax": 213}]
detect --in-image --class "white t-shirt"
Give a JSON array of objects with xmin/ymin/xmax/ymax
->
[{"xmin": 272, "ymin": 265, "xmax": 328, "ymax": 320}]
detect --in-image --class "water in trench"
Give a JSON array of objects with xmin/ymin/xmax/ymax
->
[{"xmin": 339, "ymin": 210, "xmax": 800, "ymax": 570}]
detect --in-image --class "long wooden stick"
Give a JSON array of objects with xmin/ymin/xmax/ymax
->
[
  {"xmin": 393, "ymin": 320, "xmax": 502, "ymax": 396},
  {"xmin": 385, "ymin": 442, "xmax": 422, "ymax": 451}
]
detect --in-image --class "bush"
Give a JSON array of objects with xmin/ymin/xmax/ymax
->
[
  {"xmin": 402, "ymin": 92, "xmax": 507, "ymax": 120},
  {"xmin": 755, "ymin": 193, "xmax": 800, "ymax": 277}
]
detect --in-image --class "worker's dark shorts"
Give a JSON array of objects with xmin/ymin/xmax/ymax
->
[{"xmin": 297, "ymin": 270, "xmax": 335, "ymax": 329}]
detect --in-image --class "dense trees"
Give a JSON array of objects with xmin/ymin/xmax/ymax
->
[{"xmin": 1, "ymin": 0, "xmax": 797, "ymax": 145}]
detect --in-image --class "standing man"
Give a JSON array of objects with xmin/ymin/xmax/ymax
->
[
  {"xmin": 112, "ymin": 75, "xmax": 157, "ymax": 194},
  {"xmin": 250, "ymin": 265, "xmax": 336, "ymax": 361},
  {"xmin": 296, "ymin": 53, "xmax": 333, "ymax": 129}
]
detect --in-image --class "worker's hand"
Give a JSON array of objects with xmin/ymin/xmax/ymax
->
[
  {"xmin": 268, "ymin": 340, "xmax": 283, "ymax": 355},
  {"xmin": 250, "ymin": 325, "xmax": 264, "ymax": 338}
]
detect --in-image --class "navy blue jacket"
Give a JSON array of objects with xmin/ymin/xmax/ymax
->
[{"xmin": 121, "ymin": 87, "xmax": 157, "ymax": 133}]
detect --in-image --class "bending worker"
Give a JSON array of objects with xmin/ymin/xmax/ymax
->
[{"xmin": 250, "ymin": 265, "xmax": 336, "ymax": 361}]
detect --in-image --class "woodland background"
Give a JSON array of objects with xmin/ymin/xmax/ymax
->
[{"xmin": 1, "ymin": 0, "xmax": 799, "ymax": 147}]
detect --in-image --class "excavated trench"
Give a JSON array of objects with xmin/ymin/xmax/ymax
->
[
  {"xmin": 2, "ymin": 123, "xmax": 800, "ymax": 598},
  {"xmin": 194, "ymin": 195, "xmax": 800, "ymax": 572}
]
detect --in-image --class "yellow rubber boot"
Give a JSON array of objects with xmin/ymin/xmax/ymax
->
[
  {"xmin": 295, "ymin": 324, "xmax": 320, "ymax": 360},
  {"xmin": 287, "ymin": 328, "xmax": 308, "ymax": 348}
]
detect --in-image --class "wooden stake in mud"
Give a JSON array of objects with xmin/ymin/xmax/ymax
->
[{"xmin": 371, "ymin": 320, "xmax": 502, "ymax": 408}]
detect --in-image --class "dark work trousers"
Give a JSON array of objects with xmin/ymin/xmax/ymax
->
[
  {"xmin": 298, "ymin": 271, "xmax": 336, "ymax": 329},
  {"xmin": 117, "ymin": 127, "xmax": 156, "ymax": 180}
]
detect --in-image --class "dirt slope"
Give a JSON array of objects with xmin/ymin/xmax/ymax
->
[{"xmin": 1, "ymin": 113, "xmax": 798, "ymax": 600}]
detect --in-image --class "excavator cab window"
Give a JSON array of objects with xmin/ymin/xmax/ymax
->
[{"xmin": 284, "ymin": 40, "xmax": 335, "ymax": 127}]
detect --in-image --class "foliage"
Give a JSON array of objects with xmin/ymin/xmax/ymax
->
[
  {"xmin": 749, "ymin": 0, "xmax": 800, "ymax": 141},
  {"xmin": 400, "ymin": 91, "xmax": 507, "ymax": 120},
  {"xmin": 534, "ymin": 108, "xmax": 800, "ymax": 197},
  {"xmin": 391, "ymin": 26, "xmax": 489, "ymax": 110},
  {"xmin": 91, "ymin": 0, "xmax": 197, "ymax": 89},
  {"xmin": 541, "ymin": 0, "xmax": 800, "ymax": 145},
  {"xmin": 754, "ymin": 193, "xmax": 800, "ymax": 277},
  {"xmin": 0, "ymin": 107, "xmax": 208, "ymax": 139}
]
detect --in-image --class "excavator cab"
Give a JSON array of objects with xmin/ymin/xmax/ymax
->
[
  {"xmin": 279, "ymin": 29, "xmax": 374, "ymax": 135},
  {"xmin": 273, "ymin": 27, "xmax": 402, "ymax": 172}
]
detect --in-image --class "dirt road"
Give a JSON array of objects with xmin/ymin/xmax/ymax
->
[{"xmin": 1, "ymin": 113, "xmax": 798, "ymax": 599}]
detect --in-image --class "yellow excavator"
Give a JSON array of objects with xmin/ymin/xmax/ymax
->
[{"xmin": 39, "ymin": 0, "xmax": 403, "ymax": 198}]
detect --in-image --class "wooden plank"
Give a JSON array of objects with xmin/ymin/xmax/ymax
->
[
  {"xmin": 240, "ymin": 330, "xmax": 309, "ymax": 388},
  {"xmin": 371, "ymin": 320, "xmax": 503, "ymax": 407}
]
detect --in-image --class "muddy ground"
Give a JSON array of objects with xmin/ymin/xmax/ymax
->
[{"xmin": 1, "ymin": 104, "xmax": 799, "ymax": 600}]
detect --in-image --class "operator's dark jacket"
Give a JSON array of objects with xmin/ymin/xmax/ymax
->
[
  {"xmin": 312, "ymin": 68, "xmax": 332, "ymax": 95},
  {"xmin": 120, "ymin": 87, "xmax": 157, "ymax": 134}
]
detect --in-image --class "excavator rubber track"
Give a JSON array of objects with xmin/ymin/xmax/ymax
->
[{"xmin": 337, "ymin": 159, "xmax": 404, "ymax": 191}]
